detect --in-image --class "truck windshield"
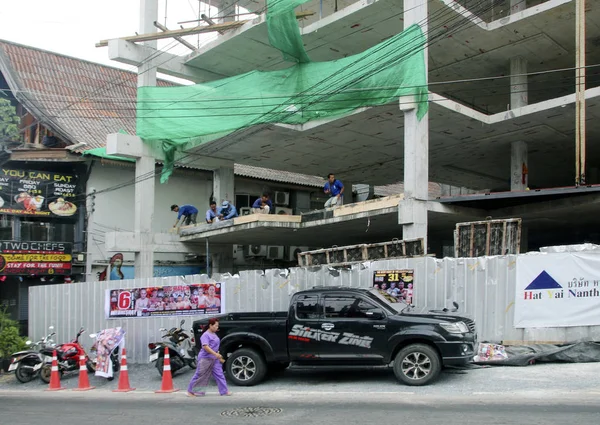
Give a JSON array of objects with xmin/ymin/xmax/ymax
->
[{"xmin": 366, "ymin": 289, "xmax": 403, "ymax": 314}]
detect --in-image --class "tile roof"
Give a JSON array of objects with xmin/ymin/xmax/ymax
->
[
  {"xmin": 0, "ymin": 39, "xmax": 175, "ymax": 151},
  {"xmin": 234, "ymin": 163, "xmax": 325, "ymax": 188},
  {"xmin": 0, "ymin": 40, "xmax": 441, "ymax": 198}
]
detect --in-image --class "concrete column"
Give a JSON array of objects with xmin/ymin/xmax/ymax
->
[
  {"xmin": 511, "ymin": 141, "xmax": 528, "ymax": 191},
  {"xmin": 218, "ymin": 0, "xmax": 236, "ymax": 23},
  {"xmin": 510, "ymin": 56, "xmax": 528, "ymax": 191},
  {"xmin": 211, "ymin": 252, "xmax": 233, "ymax": 274},
  {"xmin": 131, "ymin": 0, "xmax": 158, "ymax": 278},
  {"xmin": 213, "ymin": 167, "xmax": 235, "ymax": 204},
  {"xmin": 138, "ymin": 0, "xmax": 158, "ymax": 88},
  {"xmin": 399, "ymin": 0, "xmax": 429, "ymax": 253},
  {"xmin": 510, "ymin": 0, "xmax": 527, "ymax": 15}
]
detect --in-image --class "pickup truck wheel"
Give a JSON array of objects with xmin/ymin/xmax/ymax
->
[
  {"xmin": 393, "ymin": 344, "xmax": 441, "ymax": 386},
  {"xmin": 226, "ymin": 348, "xmax": 266, "ymax": 386}
]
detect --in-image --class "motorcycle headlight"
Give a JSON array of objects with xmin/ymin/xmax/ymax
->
[{"xmin": 439, "ymin": 321, "xmax": 469, "ymax": 334}]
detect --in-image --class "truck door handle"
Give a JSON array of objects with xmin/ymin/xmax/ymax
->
[{"xmin": 321, "ymin": 323, "xmax": 335, "ymax": 331}]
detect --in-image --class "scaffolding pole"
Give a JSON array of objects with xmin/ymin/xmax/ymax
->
[{"xmin": 575, "ymin": 0, "xmax": 586, "ymax": 185}]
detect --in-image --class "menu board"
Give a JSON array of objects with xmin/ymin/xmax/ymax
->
[
  {"xmin": 0, "ymin": 168, "xmax": 79, "ymax": 218},
  {"xmin": 0, "ymin": 241, "xmax": 72, "ymax": 276}
]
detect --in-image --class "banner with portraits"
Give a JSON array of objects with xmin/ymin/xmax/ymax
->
[{"xmin": 105, "ymin": 282, "xmax": 225, "ymax": 319}]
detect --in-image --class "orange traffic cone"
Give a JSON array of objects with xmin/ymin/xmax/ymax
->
[
  {"xmin": 155, "ymin": 347, "xmax": 179, "ymax": 393},
  {"xmin": 46, "ymin": 350, "xmax": 65, "ymax": 391},
  {"xmin": 113, "ymin": 348, "xmax": 135, "ymax": 392},
  {"xmin": 73, "ymin": 355, "xmax": 95, "ymax": 391}
]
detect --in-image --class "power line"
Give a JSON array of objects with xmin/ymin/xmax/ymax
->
[{"xmin": 61, "ymin": 0, "xmax": 509, "ymax": 202}]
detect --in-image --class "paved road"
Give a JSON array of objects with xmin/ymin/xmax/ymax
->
[
  {"xmin": 0, "ymin": 391, "xmax": 599, "ymax": 425},
  {"xmin": 2, "ymin": 362, "xmax": 600, "ymax": 396}
]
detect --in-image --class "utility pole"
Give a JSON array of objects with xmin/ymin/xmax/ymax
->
[{"xmin": 575, "ymin": 0, "xmax": 586, "ymax": 186}]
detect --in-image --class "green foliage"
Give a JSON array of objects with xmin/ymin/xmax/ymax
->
[
  {"xmin": 0, "ymin": 308, "xmax": 27, "ymax": 358},
  {"xmin": 0, "ymin": 96, "xmax": 20, "ymax": 144}
]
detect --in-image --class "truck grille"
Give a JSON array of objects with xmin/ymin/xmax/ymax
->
[{"xmin": 464, "ymin": 319, "xmax": 476, "ymax": 333}]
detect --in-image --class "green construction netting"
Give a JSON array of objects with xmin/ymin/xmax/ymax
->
[
  {"xmin": 137, "ymin": 0, "xmax": 428, "ymax": 182},
  {"xmin": 82, "ymin": 147, "xmax": 134, "ymax": 162}
]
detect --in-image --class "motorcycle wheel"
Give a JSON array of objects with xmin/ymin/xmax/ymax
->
[
  {"xmin": 39, "ymin": 364, "xmax": 54, "ymax": 384},
  {"xmin": 189, "ymin": 359, "xmax": 197, "ymax": 369},
  {"xmin": 86, "ymin": 359, "xmax": 96, "ymax": 374},
  {"xmin": 156, "ymin": 358, "xmax": 164, "ymax": 377},
  {"xmin": 15, "ymin": 363, "xmax": 37, "ymax": 383}
]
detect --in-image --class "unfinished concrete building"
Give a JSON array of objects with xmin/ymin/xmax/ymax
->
[{"xmin": 102, "ymin": 0, "xmax": 600, "ymax": 276}]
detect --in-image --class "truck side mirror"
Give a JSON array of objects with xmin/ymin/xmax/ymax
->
[{"xmin": 365, "ymin": 311, "xmax": 383, "ymax": 320}]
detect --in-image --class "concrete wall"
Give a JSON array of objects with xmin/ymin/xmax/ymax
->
[
  {"xmin": 30, "ymin": 254, "xmax": 600, "ymax": 363},
  {"xmin": 86, "ymin": 161, "xmax": 212, "ymax": 265}
]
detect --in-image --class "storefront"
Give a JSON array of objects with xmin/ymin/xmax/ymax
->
[{"xmin": 0, "ymin": 164, "xmax": 87, "ymax": 332}]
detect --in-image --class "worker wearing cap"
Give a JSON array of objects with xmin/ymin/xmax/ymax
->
[{"xmin": 217, "ymin": 200, "xmax": 238, "ymax": 221}]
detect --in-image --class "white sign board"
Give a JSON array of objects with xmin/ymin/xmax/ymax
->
[{"xmin": 515, "ymin": 253, "xmax": 600, "ymax": 328}]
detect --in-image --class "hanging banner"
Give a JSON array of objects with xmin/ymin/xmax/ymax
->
[
  {"xmin": 515, "ymin": 253, "xmax": 600, "ymax": 328},
  {"xmin": 106, "ymin": 282, "xmax": 225, "ymax": 319},
  {"xmin": 0, "ymin": 168, "xmax": 79, "ymax": 218},
  {"xmin": 372, "ymin": 269, "xmax": 414, "ymax": 304},
  {"xmin": 0, "ymin": 241, "xmax": 72, "ymax": 276}
]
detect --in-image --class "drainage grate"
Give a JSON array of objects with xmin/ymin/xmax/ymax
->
[{"xmin": 221, "ymin": 407, "xmax": 282, "ymax": 418}]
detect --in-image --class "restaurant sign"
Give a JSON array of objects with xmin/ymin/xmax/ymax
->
[
  {"xmin": 0, "ymin": 168, "xmax": 79, "ymax": 218},
  {"xmin": 0, "ymin": 241, "xmax": 72, "ymax": 276}
]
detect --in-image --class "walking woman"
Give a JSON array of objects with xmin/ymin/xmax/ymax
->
[{"xmin": 187, "ymin": 317, "xmax": 232, "ymax": 397}]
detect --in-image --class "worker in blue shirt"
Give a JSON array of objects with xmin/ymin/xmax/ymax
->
[
  {"xmin": 324, "ymin": 173, "xmax": 344, "ymax": 208},
  {"xmin": 206, "ymin": 201, "xmax": 219, "ymax": 223},
  {"xmin": 251, "ymin": 193, "xmax": 272, "ymax": 214},
  {"xmin": 171, "ymin": 204, "xmax": 198, "ymax": 227},
  {"xmin": 218, "ymin": 201, "xmax": 238, "ymax": 221}
]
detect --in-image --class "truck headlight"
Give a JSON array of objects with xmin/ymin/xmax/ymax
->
[{"xmin": 439, "ymin": 321, "xmax": 469, "ymax": 334}]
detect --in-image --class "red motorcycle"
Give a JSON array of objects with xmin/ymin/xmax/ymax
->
[{"xmin": 39, "ymin": 327, "xmax": 95, "ymax": 383}]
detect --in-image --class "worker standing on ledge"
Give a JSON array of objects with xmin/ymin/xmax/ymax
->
[
  {"xmin": 171, "ymin": 204, "xmax": 199, "ymax": 227},
  {"xmin": 324, "ymin": 173, "xmax": 344, "ymax": 208}
]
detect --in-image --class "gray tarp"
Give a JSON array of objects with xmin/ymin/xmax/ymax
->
[{"xmin": 473, "ymin": 342, "xmax": 600, "ymax": 366}]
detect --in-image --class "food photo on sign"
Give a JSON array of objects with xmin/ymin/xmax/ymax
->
[
  {"xmin": 0, "ymin": 168, "xmax": 79, "ymax": 218},
  {"xmin": 105, "ymin": 283, "xmax": 225, "ymax": 319},
  {"xmin": 372, "ymin": 270, "xmax": 414, "ymax": 304}
]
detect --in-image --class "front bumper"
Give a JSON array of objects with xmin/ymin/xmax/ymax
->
[{"xmin": 435, "ymin": 333, "xmax": 477, "ymax": 366}]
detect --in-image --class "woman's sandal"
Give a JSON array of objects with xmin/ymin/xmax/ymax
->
[{"xmin": 221, "ymin": 391, "xmax": 233, "ymax": 396}]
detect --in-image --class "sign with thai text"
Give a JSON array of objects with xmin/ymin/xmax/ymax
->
[
  {"xmin": 0, "ymin": 241, "xmax": 72, "ymax": 276},
  {"xmin": 0, "ymin": 168, "xmax": 79, "ymax": 218},
  {"xmin": 515, "ymin": 253, "xmax": 600, "ymax": 328}
]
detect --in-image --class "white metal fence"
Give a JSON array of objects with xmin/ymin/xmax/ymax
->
[{"xmin": 29, "ymin": 255, "xmax": 600, "ymax": 363}]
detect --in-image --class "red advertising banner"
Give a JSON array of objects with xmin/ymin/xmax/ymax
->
[
  {"xmin": 0, "ymin": 241, "xmax": 72, "ymax": 276},
  {"xmin": 105, "ymin": 283, "xmax": 225, "ymax": 319}
]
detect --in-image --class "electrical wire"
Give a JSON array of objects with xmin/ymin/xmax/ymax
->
[
  {"xmin": 60, "ymin": 0, "xmax": 515, "ymax": 202},
  {"xmin": 9, "ymin": 0, "xmax": 575, "ymax": 203}
]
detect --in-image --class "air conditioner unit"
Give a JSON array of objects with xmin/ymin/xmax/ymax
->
[
  {"xmin": 240, "ymin": 207, "xmax": 252, "ymax": 216},
  {"xmin": 267, "ymin": 246, "xmax": 284, "ymax": 260},
  {"xmin": 245, "ymin": 245, "xmax": 267, "ymax": 257},
  {"xmin": 275, "ymin": 206, "xmax": 293, "ymax": 215},
  {"xmin": 274, "ymin": 191, "xmax": 290, "ymax": 206},
  {"xmin": 289, "ymin": 246, "xmax": 309, "ymax": 262}
]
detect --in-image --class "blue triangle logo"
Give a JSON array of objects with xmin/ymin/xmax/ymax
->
[{"xmin": 525, "ymin": 270, "xmax": 562, "ymax": 290}]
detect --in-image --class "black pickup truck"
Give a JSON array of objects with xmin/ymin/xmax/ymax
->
[{"xmin": 193, "ymin": 287, "xmax": 476, "ymax": 387}]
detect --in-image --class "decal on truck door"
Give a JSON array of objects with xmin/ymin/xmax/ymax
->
[{"xmin": 288, "ymin": 324, "xmax": 373, "ymax": 349}]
